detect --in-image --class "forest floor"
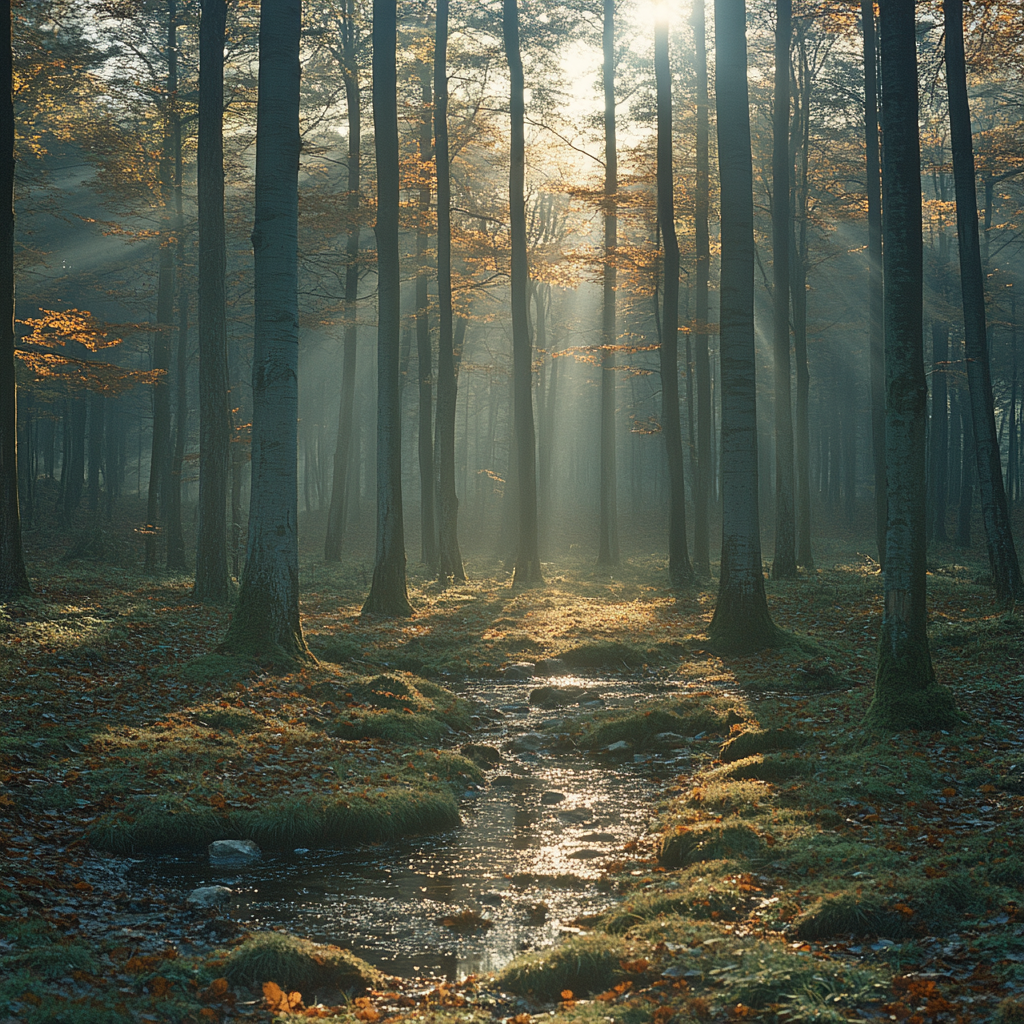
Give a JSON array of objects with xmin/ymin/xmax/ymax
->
[{"xmin": 2, "ymin": 527, "xmax": 1024, "ymax": 1024}]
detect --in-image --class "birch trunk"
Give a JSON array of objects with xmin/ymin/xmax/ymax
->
[
  {"xmin": 221, "ymin": 0, "xmax": 309, "ymax": 659},
  {"xmin": 708, "ymin": 0, "xmax": 777, "ymax": 654}
]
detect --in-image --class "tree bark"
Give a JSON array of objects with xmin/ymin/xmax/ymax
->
[
  {"xmin": 862, "ymin": 0, "xmax": 886, "ymax": 570},
  {"xmin": 504, "ymin": 0, "xmax": 542, "ymax": 587},
  {"xmin": 433, "ymin": 0, "xmax": 465, "ymax": 582},
  {"xmin": 324, "ymin": 0, "xmax": 362, "ymax": 564},
  {"xmin": 597, "ymin": 0, "xmax": 619, "ymax": 567},
  {"xmin": 363, "ymin": 0, "xmax": 413, "ymax": 614},
  {"xmin": 692, "ymin": 0, "xmax": 711, "ymax": 577},
  {"xmin": 221, "ymin": 0, "xmax": 309, "ymax": 659},
  {"xmin": 415, "ymin": 60, "xmax": 437, "ymax": 568},
  {"xmin": 771, "ymin": 0, "xmax": 796, "ymax": 579},
  {"xmin": 655, "ymin": 15, "xmax": 693, "ymax": 589},
  {"xmin": 944, "ymin": 0, "xmax": 1022, "ymax": 606},
  {"xmin": 929, "ymin": 321, "xmax": 949, "ymax": 542},
  {"xmin": 0, "ymin": 0, "xmax": 29, "ymax": 598},
  {"xmin": 194, "ymin": 0, "xmax": 231, "ymax": 601},
  {"xmin": 707, "ymin": 0, "xmax": 776, "ymax": 654},
  {"xmin": 865, "ymin": 0, "xmax": 957, "ymax": 732}
]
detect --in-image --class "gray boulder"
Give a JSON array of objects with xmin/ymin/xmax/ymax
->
[
  {"xmin": 208, "ymin": 839, "xmax": 261, "ymax": 865},
  {"xmin": 186, "ymin": 885, "xmax": 233, "ymax": 909},
  {"xmin": 603, "ymin": 740, "xmax": 633, "ymax": 760},
  {"xmin": 535, "ymin": 658, "xmax": 568, "ymax": 677},
  {"xmin": 462, "ymin": 743, "xmax": 501, "ymax": 768},
  {"xmin": 504, "ymin": 662, "xmax": 535, "ymax": 681},
  {"xmin": 510, "ymin": 732, "xmax": 545, "ymax": 754}
]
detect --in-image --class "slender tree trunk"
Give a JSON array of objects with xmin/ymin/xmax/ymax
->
[
  {"xmin": 324, "ymin": 3, "xmax": 361, "ymax": 563},
  {"xmin": 955, "ymin": 363, "xmax": 975, "ymax": 547},
  {"xmin": 363, "ymin": 0, "xmax": 413, "ymax": 614},
  {"xmin": 166, "ymin": 286, "xmax": 188, "ymax": 569},
  {"xmin": 195, "ymin": 0, "xmax": 231, "ymax": 601},
  {"xmin": 433, "ymin": 0, "xmax": 465, "ymax": 582},
  {"xmin": 504, "ymin": 0, "xmax": 541, "ymax": 587},
  {"xmin": 865, "ymin": 0, "xmax": 956, "ymax": 732},
  {"xmin": 655, "ymin": 16, "xmax": 693, "ymax": 589},
  {"xmin": 771, "ymin": 0, "xmax": 796, "ymax": 579},
  {"xmin": 87, "ymin": 392, "xmax": 103, "ymax": 514},
  {"xmin": 597, "ymin": 0, "xmax": 619, "ymax": 566},
  {"xmin": 929, "ymin": 321, "xmax": 949, "ymax": 542},
  {"xmin": 221, "ymin": 0, "xmax": 309, "ymax": 659},
  {"xmin": 692, "ymin": 0, "xmax": 711, "ymax": 577},
  {"xmin": 863, "ymin": 0, "xmax": 886, "ymax": 570},
  {"xmin": 944, "ymin": 0, "xmax": 1022, "ymax": 605},
  {"xmin": 708, "ymin": 0, "xmax": 776, "ymax": 653},
  {"xmin": 0, "ymin": 0, "xmax": 28, "ymax": 598},
  {"xmin": 415, "ymin": 61, "xmax": 437, "ymax": 568},
  {"xmin": 63, "ymin": 395, "xmax": 86, "ymax": 519},
  {"xmin": 145, "ymin": 0, "xmax": 178, "ymax": 572}
]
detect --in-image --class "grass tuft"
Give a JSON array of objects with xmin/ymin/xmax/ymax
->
[{"xmin": 495, "ymin": 933, "xmax": 630, "ymax": 1000}]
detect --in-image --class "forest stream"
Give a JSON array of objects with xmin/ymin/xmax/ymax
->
[{"xmin": 133, "ymin": 675, "xmax": 698, "ymax": 982}]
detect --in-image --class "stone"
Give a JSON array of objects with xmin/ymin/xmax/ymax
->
[
  {"xmin": 652, "ymin": 732, "xmax": 687, "ymax": 750},
  {"xmin": 603, "ymin": 740, "xmax": 633, "ymax": 759},
  {"xmin": 535, "ymin": 657, "xmax": 568, "ymax": 677},
  {"xmin": 567, "ymin": 849, "xmax": 604, "ymax": 860},
  {"xmin": 208, "ymin": 839, "xmax": 261, "ymax": 865},
  {"xmin": 462, "ymin": 743, "xmax": 501, "ymax": 769},
  {"xmin": 504, "ymin": 663, "xmax": 535, "ymax": 681},
  {"xmin": 186, "ymin": 885, "xmax": 233, "ymax": 909},
  {"xmin": 510, "ymin": 732, "xmax": 545, "ymax": 754},
  {"xmin": 529, "ymin": 685, "xmax": 588, "ymax": 708},
  {"xmin": 557, "ymin": 807, "xmax": 594, "ymax": 824},
  {"xmin": 492, "ymin": 774, "xmax": 517, "ymax": 787},
  {"xmin": 540, "ymin": 791, "xmax": 565, "ymax": 805}
]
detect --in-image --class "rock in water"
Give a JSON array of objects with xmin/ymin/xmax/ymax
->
[
  {"xmin": 510, "ymin": 732, "xmax": 545, "ymax": 754},
  {"xmin": 462, "ymin": 743, "xmax": 501, "ymax": 768},
  {"xmin": 187, "ymin": 885, "xmax": 233, "ymax": 909},
  {"xmin": 535, "ymin": 658, "xmax": 568, "ymax": 677},
  {"xmin": 208, "ymin": 839, "xmax": 261, "ymax": 865},
  {"xmin": 504, "ymin": 662, "xmax": 535, "ymax": 681}
]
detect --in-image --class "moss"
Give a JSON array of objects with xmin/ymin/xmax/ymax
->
[
  {"xmin": 793, "ymin": 889, "xmax": 913, "ymax": 940},
  {"xmin": 660, "ymin": 822, "xmax": 763, "ymax": 867},
  {"xmin": 173, "ymin": 653, "xmax": 257, "ymax": 685},
  {"xmin": 87, "ymin": 786, "xmax": 460, "ymax": 855},
  {"xmin": 312, "ymin": 638, "xmax": 365, "ymax": 666},
  {"xmin": 995, "ymin": 998, "xmax": 1024, "ymax": 1023},
  {"xmin": 495, "ymin": 933, "xmax": 629, "ymax": 1000},
  {"xmin": 223, "ymin": 932, "xmax": 380, "ymax": 996},
  {"xmin": 556, "ymin": 640, "xmax": 672, "ymax": 670},
  {"xmin": 708, "ymin": 753, "xmax": 814, "ymax": 784},
  {"xmin": 219, "ymin": 584, "xmax": 316, "ymax": 667},
  {"xmin": 719, "ymin": 728, "xmax": 806, "ymax": 762}
]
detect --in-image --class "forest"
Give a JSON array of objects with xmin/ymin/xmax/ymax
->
[{"xmin": 1, "ymin": 0, "xmax": 1024, "ymax": 1021}]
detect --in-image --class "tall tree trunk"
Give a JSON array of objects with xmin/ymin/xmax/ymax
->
[
  {"xmin": 791, "ymin": 26, "xmax": 814, "ymax": 568},
  {"xmin": 145, "ymin": 0, "xmax": 178, "ymax": 572},
  {"xmin": 692, "ymin": 0, "xmax": 711, "ymax": 577},
  {"xmin": 771, "ymin": 0, "xmax": 796, "ymax": 578},
  {"xmin": 87, "ymin": 392, "xmax": 103, "ymax": 514},
  {"xmin": 955, "ymin": 361, "xmax": 975, "ymax": 547},
  {"xmin": 708, "ymin": 0, "xmax": 776, "ymax": 653},
  {"xmin": 596, "ymin": 0, "xmax": 619, "ymax": 566},
  {"xmin": 929, "ymin": 321, "xmax": 949, "ymax": 542},
  {"xmin": 324, "ymin": 0, "xmax": 361, "ymax": 563},
  {"xmin": 865, "ymin": 0, "xmax": 956, "ymax": 732},
  {"xmin": 363, "ymin": 0, "xmax": 413, "ymax": 614},
  {"xmin": 433, "ymin": 0, "xmax": 465, "ymax": 582},
  {"xmin": 165, "ymin": 99, "xmax": 187, "ymax": 571},
  {"xmin": 944, "ymin": 0, "xmax": 1022, "ymax": 606},
  {"xmin": 504, "ymin": 0, "xmax": 542, "ymax": 587},
  {"xmin": 195, "ymin": 0, "xmax": 231, "ymax": 601},
  {"xmin": 221, "ymin": 0, "xmax": 309, "ymax": 658},
  {"xmin": 655, "ymin": 15, "xmax": 693, "ymax": 589},
  {"xmin": 415, "ymin": 60, "xmax": 437, "ymax": 568},
  {"xmin": 0, "ymin": 0, "xmax": 29, "ymax": 598},
  {"xmin": 63, "ymin": 395, "xmax": 86, "ymax": 519},
  {"xmin": 862, "ymin": 0, "xmax": 886, "ymax": 569}
]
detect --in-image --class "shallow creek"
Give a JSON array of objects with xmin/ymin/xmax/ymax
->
[{"xmin": 137, "ymin": 676, "xmax": 699, "ymax": 981}]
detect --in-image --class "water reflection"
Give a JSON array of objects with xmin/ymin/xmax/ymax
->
[{"xmin": 141, "ymin": 677, "xmax": 691, "ymax": 980}]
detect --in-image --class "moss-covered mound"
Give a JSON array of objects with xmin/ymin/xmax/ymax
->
[
  {"xmin": 556, "ymin": 640, "xmax": 677, "ymax": 671},
  {"xmin": 223, "ymin": 932, "xmax": 381, "ymax": 996},
  {"xmin": 495, "ymin": 933, "xmax": 632, "ymax": 1000},
  {"xmin": 582, "ymin": 701, "xmax": 733, "ymax": 752},
  {"xmin": 660, "ymin": 822, "xmax": 764, "ymax": 867},
  {"xmin": 719, "ymin": 727, "xmax": 807, "ymax": 762}
]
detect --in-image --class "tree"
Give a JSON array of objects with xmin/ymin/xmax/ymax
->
[
  {"xmin": 864, "ymin": 0, "xmax": 956, "ymax": 731},
  {"xmin": 771, "ymin": 0, "xmax": 796, "ymax": 580},
  {"xmin": 0, "ymin": 0, "xmax": 28, "ymax": 600},
  {"xmin": 504, "ymin": 0, "xmax": 542, "ymax": 587},
  {"xmin": 433, "ymin": 0, "xmax": 465, "ymax": 582},
  {"xmin": 596, "ymin": 0, "xmax": 619, "ymax": 567},
  {"xmin": 194, "ymin": 0, "xmax": 232, "ymax": 603},
  {"xmin": 862, "ymin": 0, "xmax": 885, "ymax": 569},
  {"xmin": 692, "ymin": 0, "xmax": 712, "ymax": 578},
  {"xmin": 944, "ymin": 0, "xmax": 1022, "ymax": 607},
  {"xmin": 323, "ymin": 0, "xmax": 367, "ymax": 564},
  {"xmin": 362, "ymin": 0, "xmax": 413, "ymax": 615},
  {"xmin": 655, "ymin": 12, "xmax": 693, "ymax": 590},
  {"xmin": 707, "ymin": 0, "xmax": 778, "ymax": 655},
  {"xmin": 221, "ymin": 0, "xmax": 309, "ymax": 659}
]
